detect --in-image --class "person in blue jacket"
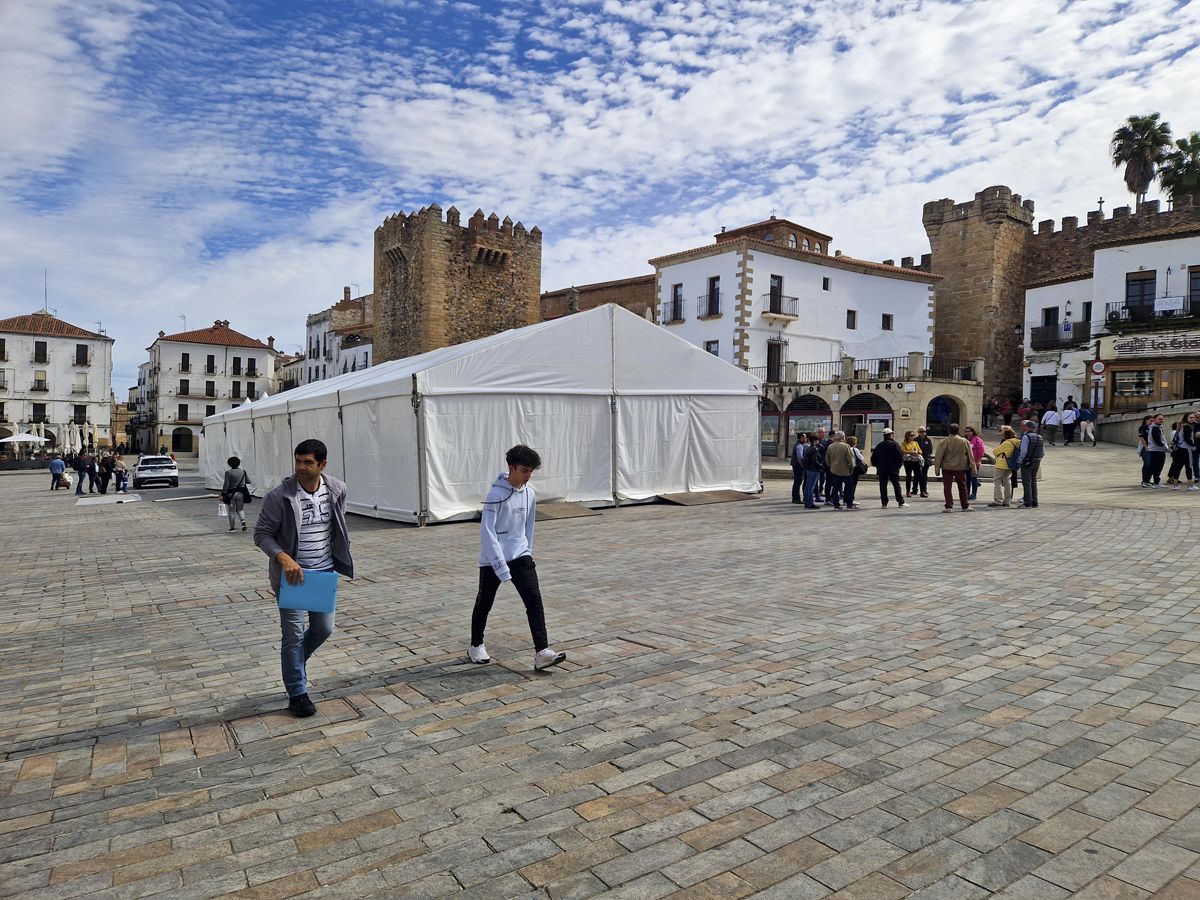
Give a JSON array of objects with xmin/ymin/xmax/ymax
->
[
  {"xmin": 48, "ymin": 455, "xmax": 66, "ymax": 490},
  {"xmin": 469, "ymin": 445, "xmax": 567, "ymax": 672}
]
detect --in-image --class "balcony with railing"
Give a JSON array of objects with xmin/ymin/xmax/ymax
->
[
  {"xmin": 31, "ymin": 379, "xmax": 49, "ymax": 392},
  {"xmin": 1105, "ymin": 296, "xmax": 1200, "ymax": 329},
  {"xmin": 31, "ymin": 353, "xmax": 48, "ymax": 365},
  {"xmin": 73, "ymin": 351, "xmax": 92, "ymax": 367},
  {"xmin": 761, "ymin": 292, "xmax": 799, "ymax": 318},
  {"xmin": 1029, "ymin": 320, "xmax": 1091, "ymax": 350},
  {"xmin": 747, "ymin": 354, "xmax": 981, "ymax": 386},
  {"xmin": 660, "ymin": 299, "xmax": 685, "ymax": 325},
  {"xmin": 696, "ymin": 292, "xmax": 722, "ymax": 319},
  {"xmin": 71, "ymin": 383, "xmax": 89, "ymax": 395}
]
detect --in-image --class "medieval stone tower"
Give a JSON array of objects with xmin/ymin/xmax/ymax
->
[
  {"xmin": 922, "ymin": 186, "xmax": 1035, "ymax": 400},
  {"xmin": 373, "ymin": 204, "xmax": 542, "ymax": 363}
]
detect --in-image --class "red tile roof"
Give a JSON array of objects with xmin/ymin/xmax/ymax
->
[
  {"xmin": 0, "ymin": 311, "xmax": 112, "ymax": 340},
  {"xmin": 155, "ymin": 320, "xmax": 273, "ymax": 351}
]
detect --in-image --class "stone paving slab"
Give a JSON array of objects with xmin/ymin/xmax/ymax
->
[{"xmin": 2, "ymin": 444, "xmax": 1200, "ymax": 897}]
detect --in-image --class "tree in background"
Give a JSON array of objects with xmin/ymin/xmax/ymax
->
[
  {"xmin": 1159, "ymin": 132, "xmax": 1200, "ymax": 206},
  {"xmin": 1111, "ymin": 113, "xmax": 1173, "ymax": 206}
]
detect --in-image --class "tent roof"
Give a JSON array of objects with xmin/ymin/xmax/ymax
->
[{"xmin": 204, "ymin": 304, "xmax": 759, "ymax": 423}]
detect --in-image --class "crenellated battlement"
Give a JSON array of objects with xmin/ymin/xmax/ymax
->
[
  {"xmin": 922, "ymin": 185, "xmax": 1036, "ymax": 230},
  {"xmin": 372, "ymin": 203, "xmax": 542, "ymax": 363}
]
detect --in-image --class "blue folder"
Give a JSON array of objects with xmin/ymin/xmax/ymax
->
[{"xmin": 278, "ymin": 570, "xmax": 339, "ymax": 613}]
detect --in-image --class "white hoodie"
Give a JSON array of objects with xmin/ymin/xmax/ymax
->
[{"xmin": 478, "ymin": 473, "xmax": 535, "ymax": 581}]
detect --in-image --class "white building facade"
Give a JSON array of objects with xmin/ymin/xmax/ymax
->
[
  {"xmin": 138, "ymin": 320, "xmax": 276, "ymax": 454},
  {"xmin": 305, "ymin": 287, "xmax": 375, "ymax": 384},
  {"xmin": 0, "ymin": 311, "xmax": 114, "ymax": 449},
  {"xmin": 1023, "ymin": 230, "xmax": 1200, "ymax": 413}
]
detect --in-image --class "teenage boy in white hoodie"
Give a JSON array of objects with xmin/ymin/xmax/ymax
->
[{"xmin": 469, "ymin": 445, "xmax": 567, "ymax": 671}]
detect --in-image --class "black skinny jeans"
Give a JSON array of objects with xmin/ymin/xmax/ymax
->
[
  {"xmin": 903, "ymin": 461, "xmax": 921, "ymax": 494},
  {"xmin": 1145, "ymin": 450, "xmax": 1167, "ymax": 485},
  {"xmin": 471, "ymin": 556, "xmax": 548, "ymax": 651},
  {"xmin": 1168, "ymin": 448, "xmax": 1193, "ymax": 482}
]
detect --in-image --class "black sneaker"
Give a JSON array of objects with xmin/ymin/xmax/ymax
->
[{"xmin": 288, "ymin": 693, "xmax": 316, "ymax": 718}]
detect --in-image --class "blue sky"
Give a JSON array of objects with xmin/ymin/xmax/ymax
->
[{"xmin": 2, "ymin": 0, "xmax": 1199, "ymax": 387}]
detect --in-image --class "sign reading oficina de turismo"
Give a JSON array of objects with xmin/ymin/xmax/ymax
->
[{"xmin": 1113, "ymin": 333, "xmax": 1200, "ymax": 357}]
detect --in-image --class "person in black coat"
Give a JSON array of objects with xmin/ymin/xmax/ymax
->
[
  {"xmin": 789, "ymin": 433, "xmax": 810, "ymax": 505},
  {"xmin": 871, "ymin": 429, "xmax": 905, "ymax": 508}
]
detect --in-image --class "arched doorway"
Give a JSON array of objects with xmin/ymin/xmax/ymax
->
[
  {"xmin": 42, "ymin": 428, "xmax": 57, "ymax": 449},
  {"xmin": 786, "ymin": 394, "xmax": 833, "ymax": 451},
  {"xmin": 840, "ymin": 393, "xmax": 893, "ymax": 436},
  {"xmin": 760, "ymin": 399, "xmax": 780, "ymax": 457},
  {"xmin": 172, "ymin": 427, "xmax": 193, "ymax": 453},
  {"xmin": 926, "ymin": 396, "xmax": 962, "ymax": 436}
]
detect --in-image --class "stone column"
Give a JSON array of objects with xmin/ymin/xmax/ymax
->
[
  {"xmin": 840, "ymin": 357, "xmax": 855, "ymax": 381},
  {"xmin": 908, "ymin": 352, "xmax": 925, "ymax": 380}
]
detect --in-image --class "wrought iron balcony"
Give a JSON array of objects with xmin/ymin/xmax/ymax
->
[
  {"xmin": 1105, "ymin": 297, "xmax": 1198, "ymax": 328},
  {"xmin": 696, "ymin": 292, "xmax": 722, "ymax": 318},
  {"xmin": 761, "ymin": 293, "xmax": 799, "ymax": 318},
  {"xmin": 1029, "ymin": 321, "xmax": 1091, "ymax": 350},
  {"xmin": 31, "ymin": 380, "xmax": 49, "ymax": 392},
  {"xmin": 660, "ymin": 300, "xmax": 685, "ymax": 324}
]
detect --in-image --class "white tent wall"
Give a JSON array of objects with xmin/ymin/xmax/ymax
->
[
  {"xmin": 223, "ymin": 412, "xmax": 256, "ymax": 490},
  {"xmin": 341, "ymin": 397, "xmax": 419, "ymax": 520},
  {"xmin": 422, "ymin": 393, "xmax": 613, "ymax": 522},
  {"xmin": 615, "ymin": 395, "xmax": 690, "ymax": 500},
  {"xmin": 201, "ymin": 424, "xmax": 229, "ymax": 487},
  {"xmin": 252, "ymin": 410, "xmax": 294, "ymax": 498},
  {"xmin": 686, "ymin": 395, "xmax": 761, "ymax": 493}
]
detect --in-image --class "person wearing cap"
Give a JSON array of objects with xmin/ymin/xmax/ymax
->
[
  {"xmin": 871, "ymin": 428, "xmax": 905, "ymax": 508},
  {"xmin": 1015, "ymin": 419, "xmax": 1046, "ymax": 507},
  {"xmin": 915, "ymin": 426, "xmax": 934, "ymax": 498}
]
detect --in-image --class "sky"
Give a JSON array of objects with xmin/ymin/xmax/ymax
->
[{"xmin": 2, "ymin": 0, "xmax": 1199, "ymax": 389}]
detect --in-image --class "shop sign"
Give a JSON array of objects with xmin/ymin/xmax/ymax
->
[{"xmin": 1113, "ymin": 333, "xmax": 1200, "ymax": 357}]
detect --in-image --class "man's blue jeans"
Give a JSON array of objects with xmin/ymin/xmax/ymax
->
[
  {"xmin": 827, "ymin": 473, "xmax": 848, "ymax": 507},
  {"xmin": 803, "ymin": 470, "xmax": 819, "ymax": 506},
  {"xmin": 279, "ymin": 608, "xmax": 334, "ymax": 698}
]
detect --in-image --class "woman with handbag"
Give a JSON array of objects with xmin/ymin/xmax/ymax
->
[
  {"xmin": 900, "ymin": 430, "xmax": 922, "ymax": 497},
  {"xmin": 221, "ymin": 456, "xmax": 252, "ymax": 532}
]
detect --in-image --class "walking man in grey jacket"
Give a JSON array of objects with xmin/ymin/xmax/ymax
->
[{"xmin": 254, "ymin": 439, "xmax": 354, "ymax": 717}]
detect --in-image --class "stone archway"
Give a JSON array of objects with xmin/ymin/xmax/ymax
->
[
  {"xmin": 840, "ymin": 392, "xmax": 893, "ymax": 435},
  {"xmin": 926, "ymin": 395, "xmax": 963, "ymax": 436},
  {"xmin": 760, "ymin": 398, "xmax": 781, "ymax": 457},
  {"xmin": 171, "ymin": 427, "xmax": 193, "ymax": 453},
  {"xmin": 42, "ymin": 428, "xmax": 57, "ymax": 449},
  {"xmin": 786, "ymin": 394, "xmax": 833, "ymax": 450}
]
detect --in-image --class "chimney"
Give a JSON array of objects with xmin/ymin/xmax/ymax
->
[
  {"xmin": 267, "ymin": 336, "xmax": 275, "ymax": 350},
  {"xmin": 158, "ymin": 330, "xmax": 165, "ymax": 338},
  {"xmin": 344, "ymin": 286, "xmax": 351, "ymax": 302}
]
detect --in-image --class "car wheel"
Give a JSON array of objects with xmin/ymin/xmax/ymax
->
[
  {"xmin": 133, "ymin": 480, "xmax": 142, "ymax": 489},
  {"xmin": 170, "ymin": 479, "xmax": 178, "ymax": 487}
]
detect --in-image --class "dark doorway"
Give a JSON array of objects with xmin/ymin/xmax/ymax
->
[
  {"xmin": 171, "ymin": 427, "xmax": 193, "ymax": 453},
  {"xmin": 1029, "ymin": 375, "xmax": 1057, "ymax": 406},
  {"xmin": 1185, "ymin": 369, "xmax": 1200, "ymax": 401}
]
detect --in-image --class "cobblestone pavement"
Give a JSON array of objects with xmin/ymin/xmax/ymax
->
[{"xmin": 3, "ymin": 444, "xmax": 1200, "ymax": 898}]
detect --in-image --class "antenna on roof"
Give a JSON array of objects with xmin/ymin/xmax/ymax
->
[
  {"xmin": 43, "ymin": 269, "xmax": 48, "ymax": 312},
  {"xmin": 179, "ymin": 314, "xmax": 187, "ymax": 332}
]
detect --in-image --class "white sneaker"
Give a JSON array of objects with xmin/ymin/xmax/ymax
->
[
  {"xmin": 534, "ymin": 648, "xmax": 567, "ymax": 671},
  {"xmin": 1188, "ymin": 485, "xmax": 1199, "ymax": 492},
  {"xmin": 468, "ymin": 644, "xmax": 490, "ymax": 664}
]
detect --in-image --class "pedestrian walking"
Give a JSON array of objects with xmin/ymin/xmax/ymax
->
[
  {"xmin": 989, "ymin": 426, "xmax": 1021, "ymax": 507},
  {"xmin": 1144, "ymin": 413, "xmax": 1169, "ymax": 487},
  {"xmin": 222, "ymin": 456, "xmax": 252, "ymax": 530},
  {"xmin": 964, "ymin": 425, "xmax": 986, "ymax": 501},
  {"xmin": 1167, "ymin": 417, "xmax": 1196, "ymax": 490},
  {"xmin": 915, "ymin": 426, "xmax": 934, "ymax": 498},
  {"xmin": 1016, "ymin": 419, "xmax": 1046, "ymax": 508},
  {"xmin": 813, "ymin": 426, "xmax": 831, "ymax": 504},
  {"xmin": 1079, "ymin": 403, "xmax": 1097, "ymax": 446},
  {"xmin": 1000, "ymin": 398, "xmax": 1014, "ymax": 427},
  {"xmin": 790, "ymin": 433, "xmax": 808, "ymax": 505},
  {"xmin": 934, "ymin": 423, "xmax": 977, "ymax": 511},
  {"xmin": 871, "ymin": 428, "xmax": 905, "ymax": 508},
  {"xmin": 99, "ymin": 452, "xmax": 114, "ymax": 494},
  {"xmin": 72, "ymin": 452, "xmax": 89, "ymax": 495},
  {"xmin": 48, "ymin": 455, "xmax": 65, "ymax": 490},
  {"xmin": 1040, "ymin": 405, "xmax": 1060, "ymax": 446},
  {"xmin": 824, "ymin": 431, "xmax": 855, "ymax": 510},
  {"xmin": 1060, "ymin": 404, "xmax": 1079, "ymax": 445},
  {"xmin": 470, "ymin": 445, "xmax": 568, "ymax": 672},
  {"xmin": 900, "ymin": 430, "xmax": 922, "ymax": 497},
  {"xmin": 253, "ymin": 439, "xmax": 354, "ymax": 718}
]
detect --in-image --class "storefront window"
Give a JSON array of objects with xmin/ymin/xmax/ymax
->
[
  {"xmin": 1113, "ymin": 370, "xmax": 1154, "ymax": 398},
  {"xmin": 760, "ymin": 415, "xmax": 780, "ymax": 456}
]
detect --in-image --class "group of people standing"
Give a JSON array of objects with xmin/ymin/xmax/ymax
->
[
  {"xmin": 982, "ymin": 396, "xmax": 1097, "ymax": 446},
  {"xmin": 1137, "ymin": 412, "xmax": 1200, "ymax": 489},
  {"xmin": 46, "ymin": 451, "xmax": 130, "ymax": 494},
  {"xmin": 791, "ymin": 419, "xmax": 1048, "ymax": 512}
]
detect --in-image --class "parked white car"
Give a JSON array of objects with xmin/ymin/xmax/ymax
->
[{"xmin": 132, "ymin": 455, "xmax": 178, "ymax": 489}]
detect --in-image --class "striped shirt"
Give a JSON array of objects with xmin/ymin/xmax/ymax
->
[{"xmin": 295, "ymin": 478, "xmax": 333, "ymax": 571}]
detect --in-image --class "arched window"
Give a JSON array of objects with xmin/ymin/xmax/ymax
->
[
  {"xmin": 788, "ymin": 233, "xmax": 798, "ymax": 249},
  {"xmin": 801, "ymin": 238, "xmax": 810, "ymax": 251},
  {"xmin": 763, "ymin": 232, "xmax": 774, "ymax": 241},
  {"xmin": 813, "ymin": 242, "xmax": 822, "ymax": 254}
]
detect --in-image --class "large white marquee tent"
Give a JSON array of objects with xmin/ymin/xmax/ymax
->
[{"xmin": 201, "ymin": 304, "xmax": 761, "ymax": 523}]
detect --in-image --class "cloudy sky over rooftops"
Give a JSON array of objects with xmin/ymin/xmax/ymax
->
[{"xmin": 1, "ymin": 0, "xmax": 1198, "ymax": 385}]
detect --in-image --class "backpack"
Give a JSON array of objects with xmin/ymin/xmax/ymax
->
[{"xmin": 851, "ymin": 449, "xmax": 867, "ymax": 477}]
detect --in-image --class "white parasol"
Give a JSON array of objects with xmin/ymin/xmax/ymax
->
[{"xmin": 0, "ymin": 432, "xmax": 48, "ymax": 444}]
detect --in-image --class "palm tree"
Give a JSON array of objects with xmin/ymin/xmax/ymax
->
[
  {"xmin": 1110, "ymin": 113, "xmax": 1173, "ymax": 206},
  {"xmin": 1159, "ymin": 132, "xmax": 1200, "ymax": 205}
]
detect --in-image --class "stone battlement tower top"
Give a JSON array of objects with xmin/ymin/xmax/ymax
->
[{"xmin": 373, "ymin": 204, "xmax": 542, "ymax": 363}]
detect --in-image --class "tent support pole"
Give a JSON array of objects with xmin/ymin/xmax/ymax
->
[
  {"xmin": 337, "ymin": 390, "xmax": 347, "ymax": 483},
  {"xmin": 610, "ymin": 395, "xmax": 620, "ymax": 508},
  {"xmin": 413, "ymin": 376, "xmax": 429, "ymax": 526}
]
